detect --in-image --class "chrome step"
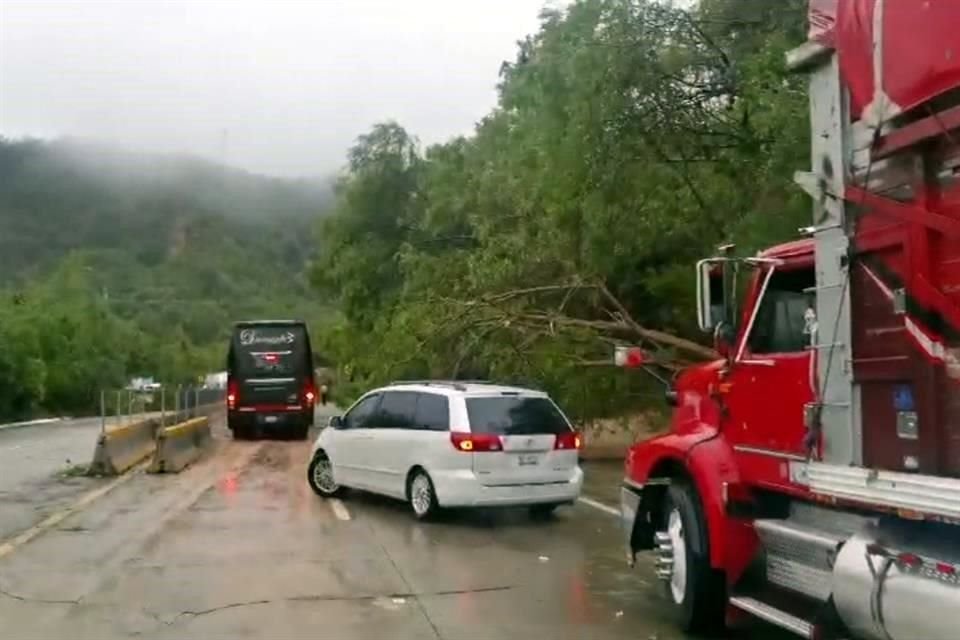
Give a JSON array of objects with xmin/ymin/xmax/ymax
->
[
  {"xmin": 754, "ymin": 518, "xmax": 845, "ymax": 601},
  {"xmin": 729, "ymin": 596, "xmax": 815, "ymax": 639}
]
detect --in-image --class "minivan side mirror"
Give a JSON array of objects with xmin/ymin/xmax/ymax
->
[{"xmin": 327, "ymin": 415, "xmax": 343, "ymax": 429}]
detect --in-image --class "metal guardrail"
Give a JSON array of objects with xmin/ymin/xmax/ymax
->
[{"xmin": 98, "ymin": 386, "xmax": 225, "ymax": 433}]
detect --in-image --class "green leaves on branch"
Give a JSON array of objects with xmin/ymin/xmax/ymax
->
[{"xmin": 315, "ymin": 0, "xmax": 809, "ymax": 416}]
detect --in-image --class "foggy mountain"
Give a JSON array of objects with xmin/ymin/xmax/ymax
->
[{"xmin": 0, "ymin": 137, "xmax": 335, "ymax": 280}]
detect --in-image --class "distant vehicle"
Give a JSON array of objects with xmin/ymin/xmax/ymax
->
[
  {"xmin": 226, "ymin": 320, "xmax": 316, "ymax": 440},
  {"xmin": 127, "ymin": 377, "xmax": 161, "ymax": 392},
  {"xmin": 307, "ymin": 381, "xmax": 583, "ymax": 519},
  {"xmin": 202, "ymin": 371, "xmax": 227, "ymax": 389}
]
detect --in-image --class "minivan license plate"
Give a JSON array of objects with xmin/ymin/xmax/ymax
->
[
  {"xmin": 517, "ymin": 454, "xmax": 540, "ymax": 467},
  {"xmin": 264, "ymin": 415, "xmax": 278, "ymax": 424}
]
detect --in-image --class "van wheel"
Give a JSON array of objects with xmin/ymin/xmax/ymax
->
[
  {"xmin": 656, "ymin": 483, "xmax": 726, "ymax": 634},
  {"xmin": 529, "ymin": 503, "xmax": 559, "ymax": 520},
  {"xmin": 307, "ymin": 452, "xmax": 341, "ymax": 498},
  {"xmin": 408, "ymin": 470, "xmax": 438, "ymax": 520}
]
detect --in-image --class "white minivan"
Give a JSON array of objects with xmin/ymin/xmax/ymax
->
[{"xmin": 307, "ymin": 381, "xmax": 584, "ymax": 519}]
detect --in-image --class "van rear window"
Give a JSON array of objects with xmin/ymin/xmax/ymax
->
[
  {"xmin": 465, "ymin": 396, "xmax": 570, "ymax": 435},
  {"xmin": 232, "ymin": 326, "xmax": 307, "ymax": 378}
]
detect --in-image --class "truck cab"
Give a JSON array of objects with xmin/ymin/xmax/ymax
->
[{"xmin": 620, "ymin": 2, "xmax": 960, "ymax": 639}]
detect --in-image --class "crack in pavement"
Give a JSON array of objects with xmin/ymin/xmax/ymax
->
[
  {"xmin": 0, "ymin": 585, "xmax": 81, "ymax": 605},
  {"xmin": 144, "ymin": 585, "xmax": 515, "ymax": 626}
]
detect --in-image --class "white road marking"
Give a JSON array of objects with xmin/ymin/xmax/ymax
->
[
  {"xmin": 330, "ymin": 498, "xmax": 351, "ymax": 521},
  {"xmin": 578, "ymin": 496, "xmax": 620, "ymax": 517}
]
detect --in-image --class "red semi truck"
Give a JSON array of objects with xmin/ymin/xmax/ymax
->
[{"xmin": 620, "ymin": 2, "xmax": 960, "ymax": 639}]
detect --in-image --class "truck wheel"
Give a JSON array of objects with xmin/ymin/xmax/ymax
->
[{"xmin": 657, "ymin": 483, "xmax": 726, "ymax": 634}]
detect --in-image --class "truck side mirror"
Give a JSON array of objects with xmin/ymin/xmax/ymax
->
[{"xmin": 696, "ymin": 259, "xmax": 721, "ymax": 332}]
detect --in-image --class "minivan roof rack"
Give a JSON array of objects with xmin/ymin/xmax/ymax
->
[
  {"xmin": 388, "ymin": 379, "xmax": 544, "ymax": 392},
  {"xmin": 389, "ymin": 379, "xmax": 499, "ymax": 390}
]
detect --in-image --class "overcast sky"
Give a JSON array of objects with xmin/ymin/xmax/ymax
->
[{"xmin": 0, "ymin": 0, "xmax": 561, "ymax": 177}]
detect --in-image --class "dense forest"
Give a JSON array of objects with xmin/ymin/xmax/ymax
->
[
  {"xmin": 0, "ymin": 139, "xmax": 334, "ymax": 419},
  {"xmin": 313, "ymin": 0, "xmax": 811, "ymax": 422},
  {"xmin": 1, "ymin": 0, "xmax": 811, "ymax": 424}
]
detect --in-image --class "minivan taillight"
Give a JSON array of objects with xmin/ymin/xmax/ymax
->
[
  {"xmin": 451, "ymin": 432, "xmax": 502, "ymax": 452},
  {"xmin": 555, "ymin": 432, "xmax": 581, "ymax": 450},
  {"xmin": 227, "ymin": 380, "xmax": 238, "ymax": 410},
  {"xmin": 304, "ymin": 381, "xmax": 316, "ymax": 407}
]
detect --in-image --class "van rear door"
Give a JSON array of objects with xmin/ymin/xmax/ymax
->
[
  {"xmin": 466, "ymin": 394, "xmax": 577, "ymax": 486},
  {"xmin": 231, "ymin": 324, "xmax": 308, "ymax": 409}
]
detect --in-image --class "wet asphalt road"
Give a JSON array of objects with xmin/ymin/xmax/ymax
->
[
  {"xmin": 0, "ymin": 417, "xmax": 109, "ymax": 541},
  {"xmin": 0, "ymin": 410, "xmax": 783, "ymax": 639}
]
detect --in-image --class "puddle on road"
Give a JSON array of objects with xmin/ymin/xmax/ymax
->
[{"xmin": 250, "ymin": 443, "xmax": 291, "ymax": 470}]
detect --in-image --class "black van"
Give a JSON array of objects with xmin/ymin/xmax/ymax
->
[{"xmin": 226, "ymin": 320, "xmax": 316, "ymax": 440}]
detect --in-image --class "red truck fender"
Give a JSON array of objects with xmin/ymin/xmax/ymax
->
[{"xmin": 625, "ymin": 428, "xmax": 758, "ymax": 585}]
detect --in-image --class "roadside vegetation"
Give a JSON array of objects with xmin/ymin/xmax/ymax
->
[
  {"xmin": 0, "ymin": 0, "xmax": 809, "ymax": 426},
  {"xmin": 313, "ymin": 0, "xmax": 810, "ymax": 422}
]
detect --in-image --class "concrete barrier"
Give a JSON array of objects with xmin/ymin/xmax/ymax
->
[
  {"xmin": 148, "ymin": 417, "xmax": 212, "ymax": 474},
  {"xmin": 89, "ymin": 419, "xmax": 160, "ymax": 475}
]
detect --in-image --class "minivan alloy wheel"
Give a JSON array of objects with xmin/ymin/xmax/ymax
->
[
  {"xmin": 410, "ymin": 473, "xmax": 434, "ymax": 518},
  {"xmin": 308, "ymin": 453, "xmax": 340, "ymax": 497}
]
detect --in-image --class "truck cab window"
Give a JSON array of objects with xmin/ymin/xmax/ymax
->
[{"xmin": 748, "ymin": 268, "xmax": 816, "ymax": 355}]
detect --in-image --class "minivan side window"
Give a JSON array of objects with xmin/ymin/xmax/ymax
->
[
  {"xmin": 344, "ymin": 393, "xmax": 381, "ymax": 429},
  {"xmin": 377, "ymin": 391, "xmax": 418, "ymax": 429},
  {"xmin": 413, "ymin": 393, "xmax": 450, "ymax": 431}
]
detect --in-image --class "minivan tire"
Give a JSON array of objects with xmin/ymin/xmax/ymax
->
[
  {"xmin": 307, "ymin": 452, "xmax": 342, "ymax": 498},
  {"xmin": 529, "ymin": 503, "xmax": 559, "ymax": 520},
  {"xmin": 408, "ymin": 470, "xmax": 439, "ymax": 520}
]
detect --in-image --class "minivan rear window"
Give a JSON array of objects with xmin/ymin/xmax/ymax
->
[
  {"xmin": 465, "ymin": 396, "xmax": 570, "ymax": 435},
  {"xmin": 231, "ymin": 325, "xmax": 307, "ymax": 378}
]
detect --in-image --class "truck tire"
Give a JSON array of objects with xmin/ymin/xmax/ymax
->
[{"xmin": 658, "ymin": 482, "xmax": 726, "ymax": 635}]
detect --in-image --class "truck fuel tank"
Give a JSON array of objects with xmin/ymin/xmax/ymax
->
[{"xmin": 832, "ymin": 521, "xmax": 960, "ymax": 640}]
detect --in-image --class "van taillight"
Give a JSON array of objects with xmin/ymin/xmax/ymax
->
[
  {"xmin": 227, "ymin": 381, "xmax": 238, "ymax": 410},
  {"xmin": 555, "ymin": 432, "xmax": 581, "ymax": 450},
  {"xmin": 450, "ymin": 432, "xmax": 502, "ymax": 452},
  {"xmin": 304, "ymin": 381, "xmax": 316, "ymax": 407}
]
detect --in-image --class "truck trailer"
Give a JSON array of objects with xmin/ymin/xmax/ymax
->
[{"xmin": 620, "ymin": 2, "xmax": 960, "ymax": 639}]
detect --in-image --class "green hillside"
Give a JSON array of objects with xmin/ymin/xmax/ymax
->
[{"xmin": 0, "ymin": 138, "xmax": 334, "ymax": 419}]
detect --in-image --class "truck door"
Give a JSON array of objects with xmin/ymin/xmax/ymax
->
[{"xmin": 724, "ymin": 265, "xmax": 816, "ymax": 464}]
